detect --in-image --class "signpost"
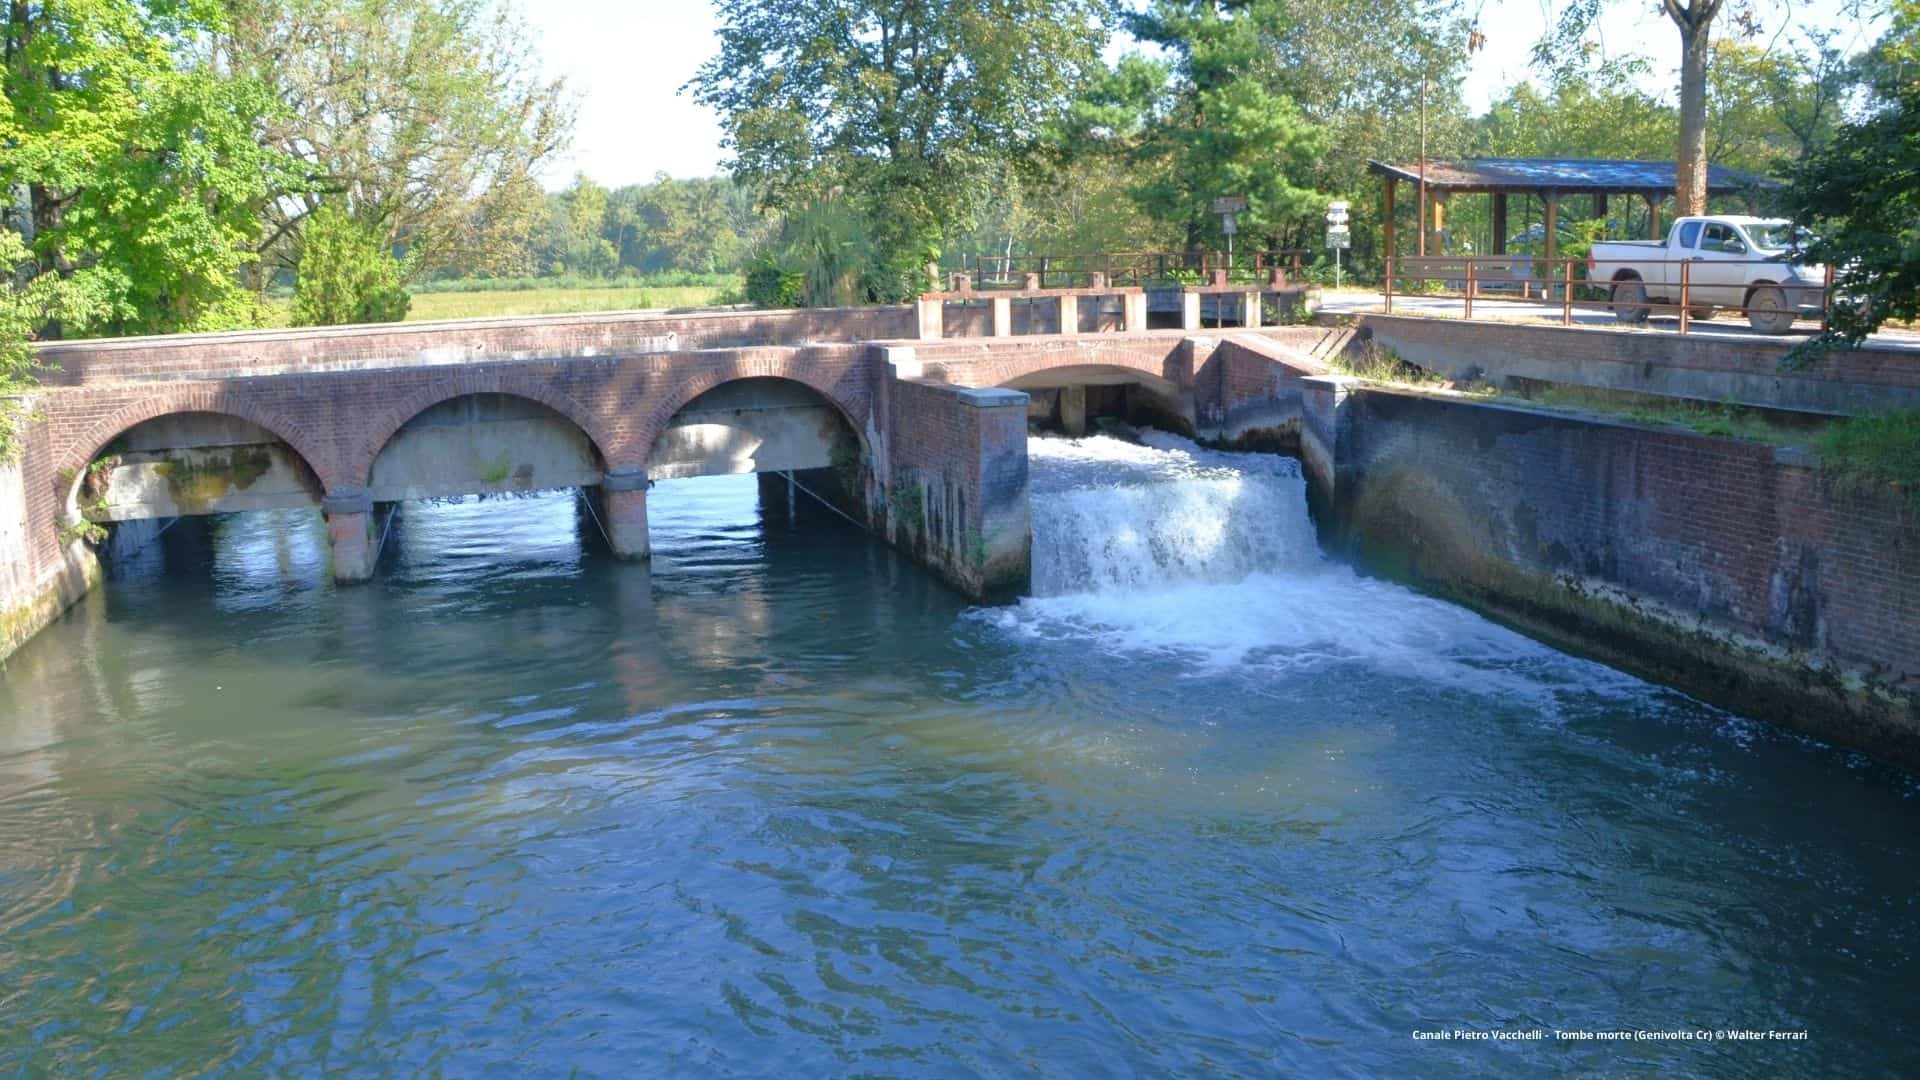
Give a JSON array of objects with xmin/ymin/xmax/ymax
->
[
  {"xmin": 1325, "ymin": 200, "xmax": 1351, "ymax": 288},
  {"xmin": 1212, "ymin": 196, "xmax": 1247, "ymax": 266}
]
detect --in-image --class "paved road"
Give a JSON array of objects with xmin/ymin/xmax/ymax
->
[{"xmin": 1314, "ymin": 290, "xmax": 1920, "ymax": 352}]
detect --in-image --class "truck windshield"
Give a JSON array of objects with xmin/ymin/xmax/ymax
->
[{"xmin": 1749, "ymin": 223, "xmax": 1811, "ymax": 251}]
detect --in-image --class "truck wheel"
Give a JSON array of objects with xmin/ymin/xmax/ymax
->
[
  {"xmin": 1611, "ymin": 279, "xmax": 1650, "ymax": 323},
  {"xmin": 1747, "ymin": 287, "xmax": 1796, "ymax": 335}
]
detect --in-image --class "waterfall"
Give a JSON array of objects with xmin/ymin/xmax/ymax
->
[{"xmin": 1027, "ymin": 434, "xmax": 1322, "ymax": 596}]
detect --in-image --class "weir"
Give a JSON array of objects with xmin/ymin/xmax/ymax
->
[{"xmin": 0, "ymin": 301, "xmax": 1916, "ymax": 767}]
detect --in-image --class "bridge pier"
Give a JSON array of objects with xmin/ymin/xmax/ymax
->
[
  {"xmin": 1182, "ymin": 291, "xmax": 1202, "ymax": 331},
  {"xmin": 596, "ymin": 469, "xmax": 651, "ymax": 560},
  {"xmin": 324, "ymin": 490, "xmax": 376, "ymax": 584}
]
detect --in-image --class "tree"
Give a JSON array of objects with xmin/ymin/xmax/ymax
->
[
  {"xmin": 1475, "ymin": 60, "xmax": 1677, "ymax": 161},
  {"xmin": 689, "ymin": 0, "xmax": 1111, "ymax": 300},
  {"xmin": 220, "ymin": 0, "xmax": 572, "ymax": 282},
  {"xmin": 1, "ymin": 0, "xmax": 292, "ymax": 336},
  {"xmin": 1666, "ymin": 0, "xmax": 1726, "ymax": 215},
  {"xmin": 1787, "ymin": 1, "xmax": 1919, "ymax": 350},
  {"xmin": 290, "ymin": 205, "xmax": 410, "ymax": 326},
  {"xmin": 1102, "ymin": 3, "xmax": 1330, "ymax": 252},
  {"xmin": 543, "ymin": 174, "xmax": 618, "ymax": 277}
]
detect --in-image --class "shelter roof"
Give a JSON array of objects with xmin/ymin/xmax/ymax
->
[{"xmin": 1365, "ymin": 157, "xmax": 1777, "ymax": 195}]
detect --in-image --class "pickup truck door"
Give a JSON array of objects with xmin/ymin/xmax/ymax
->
[{"xmin": 1687, "ymin": 221, "xmax": 1751, "ymax": 308}]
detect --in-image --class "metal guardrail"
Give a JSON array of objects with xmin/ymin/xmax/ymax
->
[{"xmin": 1384, "ymin": 255, "xmax": 1837, "ymax": 335}]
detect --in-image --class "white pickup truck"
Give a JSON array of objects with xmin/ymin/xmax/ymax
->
[{"xmin": 1588, "ymin": 216, "xmax": 1827, "ymax": 334}]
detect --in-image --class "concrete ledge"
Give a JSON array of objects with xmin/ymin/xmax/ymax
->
[
  {"xmin": 955, "ymin": 387, "xmax": 1029, "ymax": 408},
  {"xmin": 322, "ymin": 489, "xmax": 374, "ymax": 515},
  {"xmin": 601, "ymin": 466, "xmax": 650, "ymax": 492}
]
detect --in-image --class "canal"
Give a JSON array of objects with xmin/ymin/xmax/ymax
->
[{"xmin": 1, "ymin": 436, "xmax": 1915, "ymax": 1074}]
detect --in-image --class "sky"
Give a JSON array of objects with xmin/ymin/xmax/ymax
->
[{"xmin": 527, "ymin": 0, "xmax": 1884, "ymax": 191}]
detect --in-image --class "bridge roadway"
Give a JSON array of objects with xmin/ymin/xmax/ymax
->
[{"xmin": 2, "ymin": 302, "xmax": 1346, "ymax": 657}]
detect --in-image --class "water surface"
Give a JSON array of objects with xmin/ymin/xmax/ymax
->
[{"xmin": 2, "ymin": 437, "xmax": 1916, "ymax": 1075}]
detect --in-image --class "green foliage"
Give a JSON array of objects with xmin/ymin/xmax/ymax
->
[
  {"xmin": 689, "ymin": 0, "xmax": 1112, "ymax": 300},
  {"xmin": 222, "ymin": 0, "xmax": 572, "ymax": 282},
  {"xmin": 1819, "ymin": 409, "xmax": 1920, "ymax": 513},
  {"xmin": 745, "ymin": 256, "xmax": 805, "ymax": 309},
  {"xmin": 1787, "ymin": 2, "xmax": 1920, "ymax": 353},
  {"xmin": 290, "ymin": 205, "xmax": 411, "ymax": 326},
  {"xmin": 1108, "ymin": 3, "xmax": 1330, "ymax": 249},
  {"xmin": 1, "ymin": 0, "xmax": 294, "ymax": 337}
]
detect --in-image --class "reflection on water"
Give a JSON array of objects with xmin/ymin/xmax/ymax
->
[{"xmin": 1, "ymin": 448, "xmax": 1917, "ymax": 1075}]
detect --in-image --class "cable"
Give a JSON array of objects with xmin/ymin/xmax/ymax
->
[
  {"xmin": 577, "ymin": 486, "xmax": 616, "ymax": 550},
  {"xmin": 782, "ymin": 471, "xmax": 871, "ymax": 533}
]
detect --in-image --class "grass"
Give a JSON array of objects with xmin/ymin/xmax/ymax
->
[
  {"xmin": 1325, "ymin": 340, "xmax": 1488, "ymax": 393},
  {"xmin": 403, "ymin": 284, "xmax": 737, "ymax": 321},
  {"xmin": 1329, "ymin": 341, "xmax": 1830, "ymax": 448},
  {"xmin": 1819, "ymin": 409, "xmax": 1920, "ymax": 512},
  {"xmin": 1524, "ymin": 384, "xmax": 1818, "ymax": 446}
]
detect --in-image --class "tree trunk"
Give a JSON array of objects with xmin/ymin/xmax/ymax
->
[{"xmin": 1668, "ymin": 0, "xmax": 1718, "ymax": 217}]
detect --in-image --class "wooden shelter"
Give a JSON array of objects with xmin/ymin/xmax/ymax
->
[{"xmin": 1365, "ymin": 158, "xmax": 1777, "ymax": 259}]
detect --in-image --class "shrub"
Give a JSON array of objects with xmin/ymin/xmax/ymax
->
[{"xmin": 291, "ymin": 205, "xmax": 411, "ymax": 326}]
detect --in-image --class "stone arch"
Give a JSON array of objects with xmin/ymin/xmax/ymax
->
[
  {"xmin": 638, "ymin": 353, "xmax": 871, "ymax": 470},
  {"xmin": 54, "ymin": 388, "xmax": 334, "ymax": 492},
  {"xmin": 348, "ymin": 373, "xmax": 613, "ymax": 488}
]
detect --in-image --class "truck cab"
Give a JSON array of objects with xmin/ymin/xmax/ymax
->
[{"xmin": 1589, "ymin": 216, "xmax": 1826, "ymax": 334}]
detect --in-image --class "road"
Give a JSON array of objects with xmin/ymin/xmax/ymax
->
[{"xmin": 1313, "ymin": 290, "xmax": 1920, "ymax": 352}]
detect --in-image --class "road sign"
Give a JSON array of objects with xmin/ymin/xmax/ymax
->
[
  {"xmin": 1211, "ymin": 196, "xmax": 1248, "ymax": 214},
  {"xmin": 1325, "ymin": 226, "xmax": 1351, "ymax": 250},
  {"xmin": 1326, "ymin": 200, "xmax": 1350, "ymax": 225}
]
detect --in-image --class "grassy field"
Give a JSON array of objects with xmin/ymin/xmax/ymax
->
[{"xmin": 404, "ymin": 283, "xmax": 736, "ymax": 321}]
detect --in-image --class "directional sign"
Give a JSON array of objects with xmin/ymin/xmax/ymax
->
[
  {"xmin": 1326, "ymin": 200, "xmax": 1351, "ymax": 224},
  {"xmin": 1211, "ymin": 196, "xmax": 1248, "ymax": 214}
]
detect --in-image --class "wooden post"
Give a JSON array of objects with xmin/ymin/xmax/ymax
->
[
  {"xmin": 1417, "ymin": 179, "xmax": 1428, "ymax": 256},
  {"xmin": 1491, "ymin": 193, "xmax": 1508, "ymax": 255},
  {"xmin": 1647, "ymin": 194, "xmax": 1662, "ymax": 240},
  {"xmin": 1679, "ymin": 259, "xmax": 1691, "ymax": 334},
  {"xmin": 1593, "ymin": 192, "xmax": 1607, "ymax": 228},
  {"xmin": 1432, "ymin": 195, "xmax": 1447, "ymax": 254},
  {"xmin": 1383, "ymin": 178, "xmax": 1397, "ymax": 265},
  {"xmin": 1562, "ymin": 259, "xmax": 1573, "ymax": 325},
  {"xmin": 1384, "ymin": 257, "xmax": 1394, "ymax": 314},
  {"xmin": 1464, "ymin": 259, "xmax": 1475, "ymax": 320},
  {"xmin": 1543, "ymin": 191, "xmax": 1559, "ymax": 261}
]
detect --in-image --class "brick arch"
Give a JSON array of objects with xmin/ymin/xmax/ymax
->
[
  {"xmin": 54, "ymin": 388, "xmax": 337, "ymax": 492},
  {"xmin": 346, "ymin": 373, "xmax": 614, "ymax": 488},
  {"xmin": 637, "ymin": 354, "xmax": 870, "ymax": 470},
  {"xmin": 971, "ymin": 347, "xmax": 1188, "ymax": 392}
]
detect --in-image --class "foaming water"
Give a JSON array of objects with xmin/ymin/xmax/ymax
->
[{"xmin": 1, "ymin": 459, "xmax": 1917, "ymax": 1075}]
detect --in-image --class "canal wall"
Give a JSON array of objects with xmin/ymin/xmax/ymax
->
[
  {"xmin": 875, "ymin": 356, "xmax": 1032, "ymax": 600},
  {"xmin": 1345, "ymin": 314, "xmax": 1920, "ymax": 415},
  {"xmin": 0, "ymin": 415, "xmax": 101, "ymax": 661},
  {"xmin": 1304, "ymin": 384, "xmax": 1920, "ymax": 765}
]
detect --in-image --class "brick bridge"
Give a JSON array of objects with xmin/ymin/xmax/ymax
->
[{"xmin": 1, "ymin": 302, "xmax": 1343, "ymax": 656}]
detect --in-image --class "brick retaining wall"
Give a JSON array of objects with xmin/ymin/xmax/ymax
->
[{"xmin": 1314, "ymin": 386, "xmax": 1920, "ymax": 763}]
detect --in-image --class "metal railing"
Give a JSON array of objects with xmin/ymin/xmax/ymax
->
[
  {"xmin": 1384, "ymin": 255, "xmax": 1837, "ymax": 335},
  {"xmin": 940, "ymin": 249, "xmax": 1308, "ymax": 292}
]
